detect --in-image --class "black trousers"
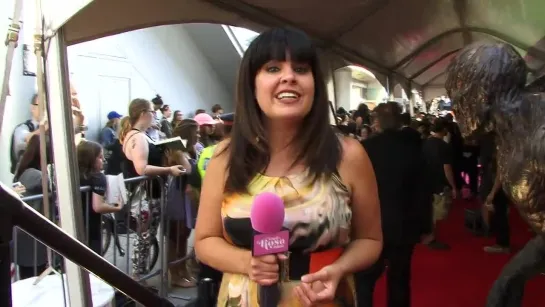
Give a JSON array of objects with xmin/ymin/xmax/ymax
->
[
  {"xmin": 355, "ymin": 244, "xmax": 415, "ymax": 307},
  {"xmin": 491, "ymin": 192, "xmax": 510, "ymax": 248},
  {"xmin": 486, "ymin": 235, "xmax": 545, "ymax": 307},
  {"xmin": 197, "ymin": 263, "xmax": 222, "ymax": 306}
]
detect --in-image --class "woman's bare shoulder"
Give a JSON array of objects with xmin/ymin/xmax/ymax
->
[
  {"xmin": 338, "ymin": 136, "xmax": 371, "ymax": 185},
  {"xmin": 339, "ymin": 136, "xmax": 366, "ymax": 162},
  {"xmin": 212, "ymin": 138, "xmax": 232, "ymax": 160},
  {"xmin": 124, "ymin": 130, "xmax": 145, "ymax": 141},
  {"xmin": 123, "ymin": 130, "xmax": 146, "ymax": 152}
]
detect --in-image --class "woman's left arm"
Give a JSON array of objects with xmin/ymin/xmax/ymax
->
[
  {"xmin": 295, "ymin": 138, "xmax": 382, "ymax": 305},
  {"xmin": 334, "ymin": 137, "xmax": 382, "ymax": 275}
]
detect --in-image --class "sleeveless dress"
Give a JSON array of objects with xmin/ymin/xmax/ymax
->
[
  {"xmin": 217, "ymin": 170, "xmax": 356, "ymax": 307},
  {"xmin": 122, "ymin": 128, "xmax": 164, "ymax": 198},
  {"xmin": 121, "ymin": 129, "xmax": 164, "ymax": 274}
]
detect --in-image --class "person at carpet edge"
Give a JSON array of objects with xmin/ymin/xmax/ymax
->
[
  {"xmin": 445, "ymin": 42, "xmax": 545, "ymax": 307},
  {"xmin": 479, "ymin": 131, "xmax": 510, "ymax": 254},
  {"xmin": 357, "ymin": 102, "xmax": 430, "ymax": 307},
  {"xmin": 443, "ymin": 113, "xmax": 465, "ymax": 192},
  {"xmin": 193, "ymin": 113, "xmax": 235, "ymax": 303},
  {"xmin": 421, "ymin": 117, "xmax": 457, "ymax": 250},
  {"xmin": 194, "ymin": 28, "xmax": 382, "ymax": 306},
  {"xmin": 399, "ymin": 112, "xmax": 422, "ymax": 148}
]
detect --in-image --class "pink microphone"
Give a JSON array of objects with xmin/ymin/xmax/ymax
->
[
  {"xmin": 250, "ymin": 192, "xmax": 289, "ymax": 256},
  {"xmin": 250, "ymin": 192, "xmax": 289, "ymax": 307}
]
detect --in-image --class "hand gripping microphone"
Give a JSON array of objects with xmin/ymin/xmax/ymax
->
[{"xmin": 250, "ymin": 192, "xmax": 289, "ymax": 307}]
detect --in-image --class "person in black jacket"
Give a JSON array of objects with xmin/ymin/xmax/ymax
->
[
  {"xmin": 399, "ymin": 112, "xmax": 422, "ymax": 147},
  {"xmin": 444, "ymin": 113, "xmax": 465, "ymax": 190},
  {"xmin": 356, "ymin": 102, "xmax": 430, "ymax": 307}
]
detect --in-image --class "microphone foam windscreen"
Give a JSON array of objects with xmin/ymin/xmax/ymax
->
[{"xmin": 250, "ymin": 192, "xmax": 285, "ymax": 234}]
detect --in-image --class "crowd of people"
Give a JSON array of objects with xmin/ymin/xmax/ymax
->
[
  {"xmin": 328, "ymin": 100, "xmax": 510, "ymax": 305},
  {"xmin": 8, "ymin": 27, "xmax": 538, "ymax": 307},
  {"xmin": 8, "ymin": 89, "xmax": 232, "ymax": 286}
]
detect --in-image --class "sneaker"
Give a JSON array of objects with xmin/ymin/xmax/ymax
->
[
  {"xmin": 484, "ymin": 245, "xmax": 510, "ymax": 253},
  {"xmin": 427, "ymin": 240, "xmax": 450, "ymax": 250}
]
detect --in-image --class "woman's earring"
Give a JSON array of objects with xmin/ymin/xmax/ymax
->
[{"xmin": 255, "ymin": 136, "xmax": 260, "ymax": 143}]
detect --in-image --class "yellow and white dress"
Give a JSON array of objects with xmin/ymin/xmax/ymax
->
[{"xmin": 217, "ymin": 170, "xmax": 356, "ymax": 307}]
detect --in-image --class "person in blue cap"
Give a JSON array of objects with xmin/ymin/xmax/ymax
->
[{"xmin": 100, "ymin": 111, "xmax": 123, "ymax": 147}]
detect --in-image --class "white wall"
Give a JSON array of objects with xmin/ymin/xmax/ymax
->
[
  {"xmin": 114, "ymin": 25, "xmax": 233, "ymax": 114},
  {"xmin": 67, "ymin": 36, "xmax": 156, "ymax": 142},
  {"xmin": 1, "ymin": 22, "xmax": 235, "ymax": 185},
  {"xmin": 68, "ymin": 24, "xmax": 233, "ymax": 141},
  {"xmin": 184, "ymin": 23, "xmax": 240, "ymax": 106}
]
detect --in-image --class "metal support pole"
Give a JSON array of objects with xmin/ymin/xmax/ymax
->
[
  {"xmin": 385, "ymin": 76, "xmax": 390, "ymax": 98},
  {"xmin": 0, "ymin": 0, "xmax": 23, "ymax": 136},
  {"xmin": 418, "ymin": 93, "xmax": 428, "ymax": 113},
  {"xmin": 408, "ymin": 83, "xmax": 415, "ymax": 117},
  {"xmin": 45, "ymin": 27, "xmax": 92, "ymax": 306},
  {"xmin": 32, "ymin": 1, "xmax": 56, "ymax": 282}
]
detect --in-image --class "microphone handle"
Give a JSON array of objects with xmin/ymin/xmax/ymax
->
[{"xmin": 259, "ymin": 282, "xmax": 281, "ymax": 307}]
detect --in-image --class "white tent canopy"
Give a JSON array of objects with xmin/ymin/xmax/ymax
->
[
  {"xmin": 6, "ymin": 2, "xmax": 543, "ymax": 304},
  {"xmin": 54, "ymin": 0, "xmax": 545, "ymax": 99}
]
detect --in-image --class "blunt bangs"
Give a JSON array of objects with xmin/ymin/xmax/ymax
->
[
  {"xmin": 246, "ymin": 28, "xmax": 317, "ymax": 78},
  {"xmin": 226, "ymin": 27, "xmax": 342, "ymax": 193}
]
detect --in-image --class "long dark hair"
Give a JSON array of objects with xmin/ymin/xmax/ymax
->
[
  {"xmin": 77, "ymin": 140, "xmax": 103, "ymax": 179},
  {"xmin": 14, "ymin": 134, "xmax": 52, "ymax": 181},
  {"xmin": 223, "ymin": 28, "xmax": 342, "ymax": 193},
  {"xmin": 173, "ymin": 119, "xmax": 199, "ymax": 159}
]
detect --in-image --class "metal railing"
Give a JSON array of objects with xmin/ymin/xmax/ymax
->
[
  {"xmin": 0, "ymin": 180, "xmax": 175, "ymax": 306},
  {"xmin": 4, "ymin": 174, "xmax": 199, "ymax": 306}
]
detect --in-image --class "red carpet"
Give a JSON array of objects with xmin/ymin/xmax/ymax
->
[{"xmin": 373, "ymin": 199, "xmax": 545, "ymax": 307}]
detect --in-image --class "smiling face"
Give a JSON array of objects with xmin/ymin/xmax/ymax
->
[
  {"xmin": 232, "ymin": 28, "xmax": 330, "ymax": 151},
  {"xmin": 255, "ymin": 59, "xmax": 314, "ymax": 121}
]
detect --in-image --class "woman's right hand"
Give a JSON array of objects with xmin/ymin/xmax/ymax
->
[
  {"xmin": 115, "ymin": 195, "xmax": 125, "ymax": 211},
  {"xmin": 169, "ymin": 165, "xmax": 185, "ymax": 176},
  {"xmin": 248, "ymin": 254, "xmax": 287, "ymax": 286},
  {"xmin": 13, "ymin": 184, "xmax": 26, "ymax": 196}
]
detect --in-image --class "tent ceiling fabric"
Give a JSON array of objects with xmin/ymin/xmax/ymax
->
[{"xmin": 62, "ymin": 0, "xmax": 545, "ymax": 90}]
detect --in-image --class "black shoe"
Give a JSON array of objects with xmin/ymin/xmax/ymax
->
[
  {"xmin": 427, "ymin": 240, "xmax": 450, "ymax": 250},
  {"xmin": 196, "ymin": 278, "xmax": 218, "ymax": 307},
  {"xmin": 483, "ymin": 245, "xmax": 510, "ymax": 254}
]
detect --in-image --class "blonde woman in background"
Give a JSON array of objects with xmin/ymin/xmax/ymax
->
[
  {"xmin": 101, "ymin": 111, "xmax": 123, "ymax": 147},
  {"xmin": 70, "ymin": 84, "xmax": 86, "ymax": 142},
  {"xmin": 121, "ymin": 98, "xmax": 189, "ymax": 280}
]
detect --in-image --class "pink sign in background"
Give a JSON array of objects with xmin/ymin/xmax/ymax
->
[{"xmin": 252, "ymin": 230, "xmax": 290, "ymax": 256}]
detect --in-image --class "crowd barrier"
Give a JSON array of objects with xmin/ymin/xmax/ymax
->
[{"xmin": 8, "ymin": 174, "xmax": 197, "ymax": 305}]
